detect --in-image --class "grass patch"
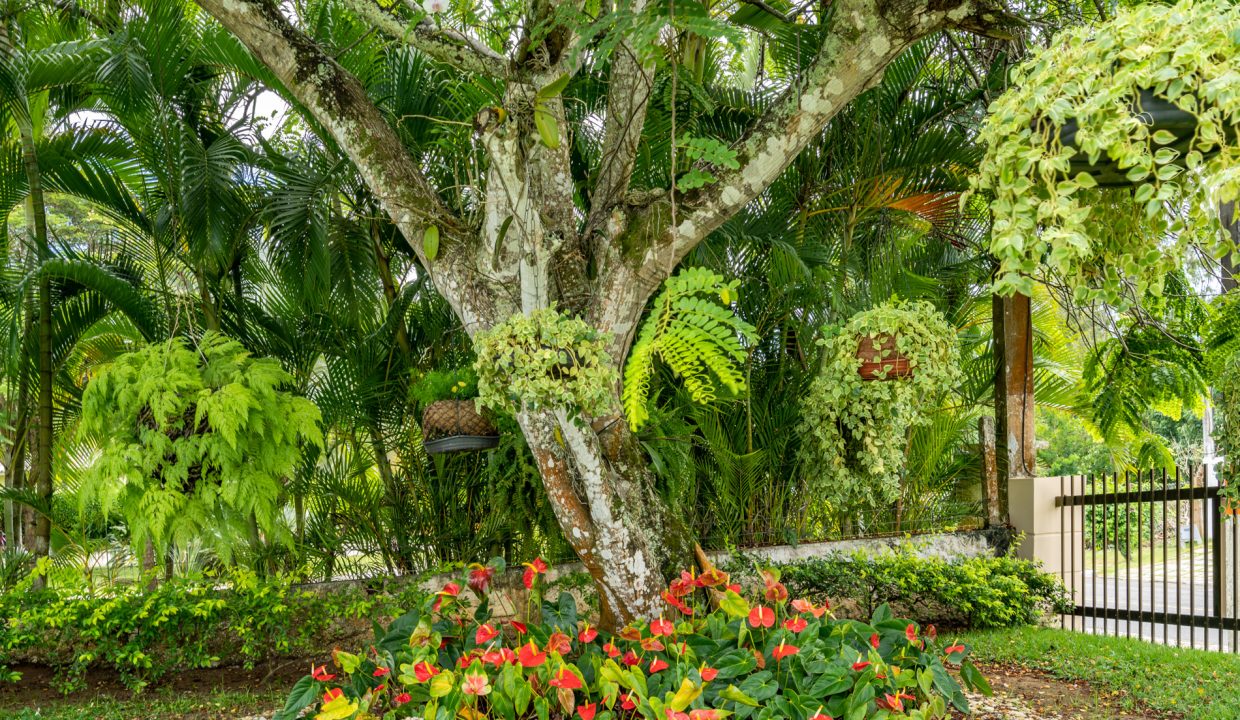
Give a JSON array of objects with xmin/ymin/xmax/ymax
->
[
  {"xmin": 961, "ymin": 626, "xmax": 1238, "ymax": 720},
  {"xmin": 7, "ymin": 688, "xmax": 284, "ymax": 720}
]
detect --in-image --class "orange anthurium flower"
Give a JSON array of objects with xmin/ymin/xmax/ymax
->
[
  {"xmin": 579, "ymin": 624, "xmax": 599, "ymax": 643},
  {"xmin": 649, "ymin": 657, "xmax": 669, "ymax": 673},
  {"xmin": 311, "ymin": 664, "xmax": 336, "ymax": 681},
  {"xmin": 748, "ymin": 606, "xmax": 775, "ymax": 628},
  {"xmin": 640, "ymin": 636, "xmax": 665, "ymax": 652},
  {"xmin": 522, "ymin": 558, "xmax": 549, "ymax": 589},
  {"xmin": 772, "ymin": 641, "xmax": 799, "ymax": 661},
  {"xmin": 690, "ymin": 711, "xmax": 724, "ymax": 720},
  {"xmin": 783, "ymin": 617, "xmax": 808, "ymax": 633},
  {"xmin": 791, "ymin": 598, "xmax": 827, "ymax": 618},
  {"xmin": 545, "ymin": 631, "xmax": 572, "ymax": 655},
  {"xmin": 619, "ymin": 625, "xmax": 642, "ymax": 642},
  {"xmin": 549, "ymin": 667, "xmax": 582, "ymax": 689},
  {"xmin": 578, "ymin": 702, "xmax": 598, "ymax": 720},
  {"xmin": 665, "ymin": 710, "xmax": 690, "ymax": 720},
  {"xmin": 763, "ymin": 580, "xmax": 788, "ymax": 603},
  {"xmin": 669, "ymin": 571, "xmax": 696, "ymax": 597}
]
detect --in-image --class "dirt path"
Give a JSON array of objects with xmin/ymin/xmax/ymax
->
[{"xmin": 965, "ymin": 663, "xmax": 1178, "ymax": 720}]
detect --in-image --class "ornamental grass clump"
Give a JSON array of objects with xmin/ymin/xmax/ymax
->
[
  {"xmin": 972, "ymin": 0, "xmax": 1240, "ymax": 308},
  {"xmin": 798, "ymin": 300, "xmax": 961, "ymax": 516},
  {"xmin": 279, "ymin": 559, "xmax": 989, "ymax": 720}
]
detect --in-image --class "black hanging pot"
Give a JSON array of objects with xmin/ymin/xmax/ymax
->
[
  {"xmin": 421, "ymin": 399, "xmax": 500, "ymax": 454},
  {"xmin": 1049, "ymin": 88, "xmax": 1223, "ymax": 187}
]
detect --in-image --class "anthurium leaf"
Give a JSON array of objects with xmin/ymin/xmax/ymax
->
[
  {"xmin": 960, "ymin": 660, "xmax": 993, "ymax": 696},
  {"xmin": 719, "ymin": 684, "xmax": 759, "ymax": 707},
  {"xmin": 273, "ymin": 675, "xmax": 317, "ymax": 720},
  {"xmin": 719, "ymin": 589, "xmax": 750, "ymax": 619}
]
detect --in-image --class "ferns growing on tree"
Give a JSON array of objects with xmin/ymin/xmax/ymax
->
[
  {"xmin": 78, "ymin": 333, "xmax": 323, "ymax": 561},
  {"xmin": 623, "ymin": 268, "xmax": 756, "ymax": 431}
]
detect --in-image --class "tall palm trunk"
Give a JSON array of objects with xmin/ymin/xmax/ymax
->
[{"xmin": 18, "ymin": 120, "xmax": 52, "ymax": 588}]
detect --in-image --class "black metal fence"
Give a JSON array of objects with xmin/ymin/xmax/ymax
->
[{"xmin": 1056, "ymin": 468, "xmax": 1239, "ymax": 651}]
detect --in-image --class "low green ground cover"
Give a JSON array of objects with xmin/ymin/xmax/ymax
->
[{"xmin": 962, "ymin": 626, "xmax": 1240, "ymax": 720}]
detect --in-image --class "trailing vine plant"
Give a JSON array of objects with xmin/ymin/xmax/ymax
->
[
  {"xmin": 78, "ymin": 333, "xmax": 323, "ymax": 560},
  {"xmin": 972, "ymin": 0, "xmax": 1240, "ymax": 308},
  {"xmin": 1209, "ymin": 292, "xmax": 1240, "ymax": 503},
  {"xmin": 473, "ymin": 306, "xmax": 616, "ymax": 418},
  {"xmin": 623, "ymin": 267, "xmax": 756, "ymax": 430},
  {"xmin": 798, "ymin": 300, "xmax": 961, "ymax": 516}
]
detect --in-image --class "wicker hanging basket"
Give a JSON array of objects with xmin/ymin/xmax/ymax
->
[
  {"xmin": 855, "ymin": 334, "xmax": 914, "ymax": 381},
  {"xmin": 421, "ymin": 399, "xmax": 500, "ymax": 454}
]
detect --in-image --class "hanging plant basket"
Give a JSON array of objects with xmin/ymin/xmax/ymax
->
[
  {"xmin": 421, "ymin": 399, "xmax": 500, "ymax": 454},
  {"xmin": 1048, "ymin": 88, "xmax": 1221, "ymax": 187},
  {"xmin": 855, "ymin": 334, "xmax": 914, "ymax": 381}
]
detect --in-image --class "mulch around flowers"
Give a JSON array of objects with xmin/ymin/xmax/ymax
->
[{"xmin": 959, "ymin": 662, "xmax": 1179, "ymax": 720}]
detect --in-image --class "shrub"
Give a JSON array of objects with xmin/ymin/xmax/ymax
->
[
  {"xmin": 278, "ymin": 559, "xmax": 990, "ymax": 720},
  {"xmin": 0, "ymin": 565, "xmax": 426, "ymax": 693},
  {"xmin": 774, "ymin": 549, "xmax": 1070, "ymax": 629}
]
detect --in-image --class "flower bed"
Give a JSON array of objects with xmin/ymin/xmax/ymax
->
[{"xmin": 280, "ymin": 559, "xmax": 990, "ymax": 719}]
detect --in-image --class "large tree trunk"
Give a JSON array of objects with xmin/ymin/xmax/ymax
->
[
  {"xmin": 196, "ymin": 0, "xmax": 1018, "ymax": 622},
  {"xmin": 994, "ymin": 290, "xmax": 1035, "ymax": 522}
]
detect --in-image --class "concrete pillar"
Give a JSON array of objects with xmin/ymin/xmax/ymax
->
[{"xmin": 1010, "ymin": 475, "xmax": 1085, "ymax": 610}]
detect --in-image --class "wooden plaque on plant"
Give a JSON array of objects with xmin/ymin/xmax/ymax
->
[{"xmin": 856, "ymin": 334, "xmax": 914, "ymax": 381}]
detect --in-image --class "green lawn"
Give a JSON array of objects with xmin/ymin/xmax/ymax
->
[
  {"xmin": 6, "ymin": 688, "xmax": 284, "ymax": 720},
  {"xmin": 961, "ymin": 627, "xmax": 1239, "ymax": 720}
]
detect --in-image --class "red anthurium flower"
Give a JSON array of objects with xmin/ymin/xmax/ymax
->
[
  {"xmin": 905, "ymin": 624, "xmax": 919, "ymax": 644},
  {"xmin": 700, "ymin": 666, "xmax": 718, "ymax": 682},
  {"xmin": 578, "ymin": 702, "xmax": 598, "ymax": 720},
  {"xmin": 870, "ymin": 633, "xmax": 880, "ymax": 649},
  {"xmin": 476, "ymin": 623, "xmax": 499, "ymax": 645},
  {"xmin": 372, "ymin": 666, "xmax": 390, "ymax": 678},
  {"xmin": 311, "ymin": 664, "xmax": 336, "ymax": 682},
  {"xmin": 926, "ymin": 624, "xmax": 938, "ymax": 641},
  {"xmin": 748, "ymin": 606, "xmax": 775, "ymax": 629},
  {"xmin": 945, "ymin": 643, "xmax": 966, "ymax": 656},
  {"xmin": 603, "ymin": 642, "xmax": 621, "ymax": 658},
  {"xmin": 649, "ymin": 657, "xmax": 669, "ymax": 673},
  {"xmin": 394, "ymin": 692, "xmax": 412, "ymax": 705},
  {"xmin": 323, "ymin": 688, "xmax": 343, "ymax": 703},
  {"xmin": 412, "ymin": 661, "xmax": 439, "ymax": 682},
  {"xmin": 549, "ymin": 668, "xmax": 583, "ymax": 689},
  {"xmin": 439, "ymin": 581, "xmax": 461, "ymax": 597},
  {"xmin": 640, "ymin": 637, "xmax": 665, "ymax": 652},
  {"xmin": 375, "ymin": 684, "xmax": 385, "ymax": 693},
  {"xmin": 622, "ymin": 650, "xmax": 641, "ymax": 666},
  {"xmin": 851, "ymin": 661, "xmax": 871, "ymax": 671},
  {"xmin": 621, "ymin": 691, "xmax": 637, "ymax": 710},
  {"xmin": 482, "ymin": 649, "xmax": 505, "ymax": 666},
  {"xmin": 462, "ymin": 671, "xmax": 491, "ymax": 696},
  {"xmin": 809, "ymin": 712, "xmax": 833, "ymax": 720},
  {"xmin": 579, "ymin": 624, "xmax": 598, "ymax": 643},
  {"xmin": 771, "ymin": 641, "xmax": 800, "ymax": 661},
  {"xmin": 791, "ymin": 598, "xmax": 826, "ymax": 618},
  {"xmin": 468, "ymin": 564, "xmax": 495, "ymax": 594},
  {"xmin": 783, "ymin": 617, "xmax": 808, "ymax": 633},
  {"xmin": 517, "ymin": 641, "xmax": 547, "ymax": 668},
  {"xmin": 665, "ymin": 710, "xmax": 690, "ymax": 720},
  {"xmin": 510, "ymin": 620, "xmax": 528, "ymax": 634},
  {"xmin": 669, "ymin": 571, "xmax": 697, "ymax": 597},
  {"xmin": 662, "ymin": 591, "xmax": 694, "ymax": 616},
  {"xmin": 522, "ymin": 558, "xmax": 549, "ymax": 589},
  {"xmin": 546, "ymin": 631, "xmax": 572, "ymax": 655},
  {"xmin": 727, "ymin": 583, "xmax": 742, "ymax": 594}
]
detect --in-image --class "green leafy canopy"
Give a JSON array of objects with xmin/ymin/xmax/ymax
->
[{"xmin": 77, "ymin": 332, "xmax": 323, "ymax": 558}]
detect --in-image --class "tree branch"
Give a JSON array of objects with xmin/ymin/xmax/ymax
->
[
  {"xmin": 194, "ymin": 0, "xmax": 489, "ymax": 326},
  {"xmin": 341, "ymin": 0, "xmax": 508, "ymax": 77}
]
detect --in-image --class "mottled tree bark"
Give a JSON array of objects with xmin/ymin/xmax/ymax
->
[
  {"xmin": 197, "ymin": 0, "xmax": 1018, "ymax": 622},
  {"xmin": 994, "ymin": 291, "xmax": 1035, "ymax": 525}
]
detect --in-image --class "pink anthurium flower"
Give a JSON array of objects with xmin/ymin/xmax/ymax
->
[{"xmin": 462, "ymin": 671, "xmax": 491, "ymax": 696}]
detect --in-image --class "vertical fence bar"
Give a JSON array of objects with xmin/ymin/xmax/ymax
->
[
  {"xmin": 1163, "ymin": 468, "xmax": 1169, "ymax": 646},
  {"xmin": 1072, "ymin": 474, "xmax": 1079, "ymax": 633},
  {"xmin": 1214, "ymin": 492, "xmax": 1223, "ymax": 651},
  {"xmin": 1061, "ymin": 475, "xmax": 1066, "ymax": 631},
  {"xmin": 1103, "ymin": 472, "xmax": 1110, "ymax": 638},
  {"xmin": 1125, "ymin": 469, "xmax": 1132, "ymax": 639},
  {"xmin": 1191, "ymin": 466, "xmax": 1197, "ymax": 649},
  {"xmin": 1176, "ymin": 466, "xmax": 1182, "ymax": 647},
  {"xmin": 1233, "ymin": 504, "xmax": 1238, "ymax": 653},
  {"xmin": 1139, "ymin": 469, "xmax": 1145, "ymax": 642}
]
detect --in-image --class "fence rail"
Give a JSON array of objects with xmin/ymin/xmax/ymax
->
[{"xmin": 1055, "ymin": 468, "xmax": 1238, "ymax": 652}]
